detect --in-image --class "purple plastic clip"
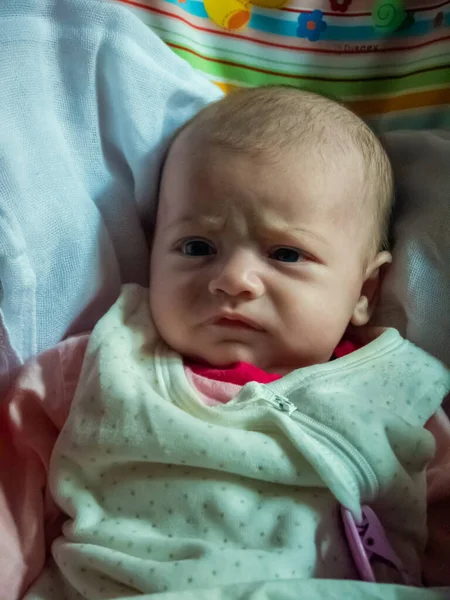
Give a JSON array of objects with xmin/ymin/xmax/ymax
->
[{"xmin": 341, "ymin": 505, "xmax": 414, "ymax": 585}]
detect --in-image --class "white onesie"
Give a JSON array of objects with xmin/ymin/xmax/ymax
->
[{"xmin": 25, "ymin": 285, "xmax": 450, "ymax": 599}]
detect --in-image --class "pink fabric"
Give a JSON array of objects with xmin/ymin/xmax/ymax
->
[
  {"xmin": 185, "ymin": 368, "xmax": 241, "ymax": 406},
  {"xmin": 427, "ymin": 408, "xmax": 450, "ymax": 503},
  {"xmin": 0, "ymin": 335, "xmax": 449, "ymax": 600},
  {"xmin": 0, "ymin": 335, "xmax": 89, "ymax": 600},
  {"xmin": 423, "ymin": 405, "xmax": 450, "ymax": 585}
]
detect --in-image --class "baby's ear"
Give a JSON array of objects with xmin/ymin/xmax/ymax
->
[{"xmin": 351, "ymin": 251, "xmax": 392, "ymax": 327}]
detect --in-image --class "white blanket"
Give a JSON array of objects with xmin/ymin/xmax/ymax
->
[{"xmin": 0, "ymin": 0, "xmax": 221, "ymax": 392}]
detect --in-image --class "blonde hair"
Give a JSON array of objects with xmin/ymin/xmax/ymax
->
[{"xmin": 179, "ymin": 86, "xmax": 394, "ymax": 256}]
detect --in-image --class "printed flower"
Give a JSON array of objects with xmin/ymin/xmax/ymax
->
[
  {"xmin": 297, "ymin": 10, "xmax": 327, "ymax": 42},
  {"xmin": 329, "ymin": 0, "xmax": 352, "ymax": 13}
]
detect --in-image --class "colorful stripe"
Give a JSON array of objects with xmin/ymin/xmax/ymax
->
[{"xmin": 114, "ymin": 0, "xmax": 450, "ymax": 131}]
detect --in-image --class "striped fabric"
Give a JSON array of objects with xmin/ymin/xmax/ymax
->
[{"xmin": 113, "ymin": 0, "xmax": 450, "ymax": 132}]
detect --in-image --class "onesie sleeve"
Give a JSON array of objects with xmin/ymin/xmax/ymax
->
[{"xmin": 0, "ymin": 334, "xmax": 89, "ymax": 600}]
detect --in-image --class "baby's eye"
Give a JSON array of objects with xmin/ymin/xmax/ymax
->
[
  {"xmin": 269, "ymin": 247, "xmax": 303, "ymax": 263},
  {"xmin": 180, "ymin": 239, "xmax": 216, "ymax": 257}
]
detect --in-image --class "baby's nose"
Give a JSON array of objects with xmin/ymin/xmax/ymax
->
[{"xmin": 208, "ymin": 252, "xmax": 264, "ymax": 299}]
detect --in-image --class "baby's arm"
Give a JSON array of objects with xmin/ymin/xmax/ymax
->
[{"xmin": 0, "ymin": 335, "xmax": 89, "ymax": 600}]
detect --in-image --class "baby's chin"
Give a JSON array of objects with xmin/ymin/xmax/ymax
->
[{"xmin": 185, "ymin": 344, "xmax": 267, "ymax": 369}]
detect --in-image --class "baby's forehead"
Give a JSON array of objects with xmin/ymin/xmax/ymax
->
[
  {"xmin": 168, "ymin": 125, "xmax": 366, "ymax": 201},
  {"xmin": 163, "ymin": 154, "xmax": 367, "ymax": 238}
]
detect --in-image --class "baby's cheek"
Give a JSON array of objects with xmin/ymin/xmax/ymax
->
[
  {"xmin": 153, "ymin": 305, "xmax": 187, "ymax": 355},
  {"xmin": 281, "ymin": 296, "xmax": 343, "ymax": 352},
  {"xmin": 183, "ymin": 278, "xmax": 209, "ymax": 307},
  {"xmin": 150, "ymin": 281, "xmax": 180, "ymax": 331},
  {"xmin": 153, "ymin": 280, "xmax": 202, "ymax": 337},
  {"xmin": 281, "ymin": 289, "xmax": 326, "ymax": 326}
]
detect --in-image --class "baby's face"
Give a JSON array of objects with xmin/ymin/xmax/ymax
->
[{"xmin": 150, "ymin": 137, "xmax": 378, "ymax": 372}]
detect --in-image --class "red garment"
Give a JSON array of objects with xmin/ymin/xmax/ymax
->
[
  {"xmin": 186, "ymin": 361, "xmax": 282, "ymax": 386},
  {"xmin": 186, "ymin": 340, "xmax": 361, "ymax": 386},
  {"xmin": 333, "ymin": 339, "xmax": 361, "ymax": 359}
]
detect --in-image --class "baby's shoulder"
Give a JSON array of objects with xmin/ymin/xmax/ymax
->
[{"xmin": 343, "ymin": 328, "xmax": 449, "ymax": 426}]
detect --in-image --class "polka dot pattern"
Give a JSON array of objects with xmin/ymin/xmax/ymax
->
[{"xmin": 36, "ymin": 288, "xmax": 449, "ymax": 596}]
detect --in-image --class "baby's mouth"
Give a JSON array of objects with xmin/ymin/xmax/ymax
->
[{"xmin": 212, "ymin": 315, "xmax": 262, "ymax": 331}]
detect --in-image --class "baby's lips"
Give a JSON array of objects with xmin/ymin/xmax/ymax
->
[{"xmin": 211, "ymin": 312, "xmax": 264, "ymax": 331}]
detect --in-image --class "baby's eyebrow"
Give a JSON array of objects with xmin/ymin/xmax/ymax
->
[
  {"xmin": 165, "ymin": 215, "xmax": 225, "ymax": 231},
  {"xmin": 258, "ymin": 223, "xmax": 327, "ymax": 245}
]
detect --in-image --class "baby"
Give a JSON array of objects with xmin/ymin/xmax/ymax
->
[
  {"xmin": 3, "ymin": 88, "xmax": 450, "ymax": 600},
  {"xmin": 150, "ymin": 86, "xmax": 394, "ymax": 372}
]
